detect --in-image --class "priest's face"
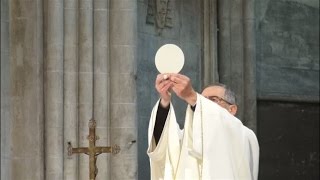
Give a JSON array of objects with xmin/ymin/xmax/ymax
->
[{"xmin": 201, "ymin": 86, "xmax": 238, "ymax": 116}]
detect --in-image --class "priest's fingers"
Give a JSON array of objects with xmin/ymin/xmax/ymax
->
[
  {"xmin": 169, "ymin": 74, "xmax": 190, "ymax": 93},
  {"xmin": 156, "ymin": 77, "xmax": 170, "ymax": 90},
  {"xmin": 158, "ymin": 81, "xmax": 173, "ymax": 106},
  {"xmin": 171, "ymin": 84, "xmax": 197, "ymax": 105},
  {"xmin": 172, "ymin": 73, "xmax": 189, "ymax": 80},
  {"xmin": 171, "ymin": 85, "xmax": 186, "ymax": 101},
  {"xmin": 171, "ymin": 85, "xmax": 179, "ymax": 94},
  {"xmin": 159, "ymin": 80, "xmax": 173, "ymax": 92},
  {"xmin": 170, "ymin": 74, "xmax": 189, "ymax": 85},
  {"xmin": 156, "ymin": 79, "xmax": 172, "ymax": 94},
  {"xmin": 171, "ymin": 84, "xmax": 184, "ymax": 95},
  {"xmin": 156, "ymin": 74, "xmax": 170, "ymax": 84}
]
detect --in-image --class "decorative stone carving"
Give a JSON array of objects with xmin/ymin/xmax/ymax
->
[{"xmin": 146, "ymin": 0, "xmax": 173, "ymax": 34}]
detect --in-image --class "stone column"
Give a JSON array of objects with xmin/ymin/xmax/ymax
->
[
  {"xmin": 78, "ymin": 0, "xmax": 94, "ymax": 179},
  {"xmin": 218, "ymin": 0, "xmax": 232, "ymax": 85},
  {"xmin": 10, "ymin": 7, "xmax": 45, "ymax": 178},
  {"xmin": 1, "ymin": 0, "xmax": 11, "ymax": 178},
  {"xmin": 110, "ymin": 0, "xmax": 138, "ymax": 179},
  {"xmin": 243, "ymin": 0, "xmax": 257, "ymax": 132},
  {"xmin": 202, "ymin": 0, "xmax": 219, "ymax": 86},
  {"xmin": 218, "ymin": 0, "xmax": 245, "ymax": 120},
  {"xmin": 217, "ymin": 0, "xmax": 257, "ymax": 131},
  {"xmin": 222, "ymin": 0, "xmax": 245, "ymax": 119},
  {"xmin": 44, "ymin": 0, "xmax": 64, "ymax": 179},
  {"xmin": 63, "ymin": 0, "xmax": 79, "ymax": 179},
  {"xmin": 93, "ymin": 0, "xmax": 110, "ymax": 179},
  {"xmin": 230, "ymin": 0, "xmax": 245, "ymax": 120}
]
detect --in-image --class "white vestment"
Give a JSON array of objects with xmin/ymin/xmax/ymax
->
[{"xmin": 147, "ymin": 94, "xmax": 259, "ymax": 180}]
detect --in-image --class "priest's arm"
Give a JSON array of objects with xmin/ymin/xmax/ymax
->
[
  {"xmin": 153, "ymin": 103, "xmax": 169, "ymax": 145},
  {"xmin": 153, "ymin": 102, "xmax": 196, "ymax": 145}
]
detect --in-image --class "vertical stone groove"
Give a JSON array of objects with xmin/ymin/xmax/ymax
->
[
  {"xmin": 44, "ymin": 0, "xmax": 64, "ymax": 179},
  {"xmin": 93, "ymin": 0, "xmax": 110, "ymax": 179},
  {"xmin": 202, "ymin": 0, "xmax": 219, "ymax": 87},
  {"xmin": 1, "ymin": 0, "xmax": 12, "ymax": 179},
  {"xmin": 243, "ymin": 0, "xmax": 257, "ymax": 132},
  {"xmin": 78, "ymin": 0, "xmax": 94, "ymax": 179},
  {"xmin": 217, "ymin": 0, "xmax": 231, "ymax": 84},
  {"xmin": 63, "ymin": 0, "xmax": 79, "ymax": 179}
]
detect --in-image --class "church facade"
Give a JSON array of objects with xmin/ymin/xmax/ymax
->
[{"xmin": 1, "ymin": 0, "xmax": 318, "ymax": 179}]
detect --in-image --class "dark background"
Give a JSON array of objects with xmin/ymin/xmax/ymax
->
[{"xmin": 258, "ymin": 101, "xmax": 319, "ymax": 180}]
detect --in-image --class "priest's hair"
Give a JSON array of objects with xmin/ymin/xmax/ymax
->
[{"xmin": 204, "ymin": 83, "xmax": 236, "ymax": 105}]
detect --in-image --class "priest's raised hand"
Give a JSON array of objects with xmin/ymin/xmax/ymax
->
[
  {"xmin": 169, "ymin": 74, "xmax": 197, "ymax": 106},
  {"xmin": 155, "ymin": 73, "xmax": 197, "ymax": 106},
  {"xmin": 155, "ymin": 74, "xmax": 173, "ymax": 108}
]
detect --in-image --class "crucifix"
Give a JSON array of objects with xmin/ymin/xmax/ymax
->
[{"xmin": 68, "ymin": 119, "xmax": 120, "ymax": 180}]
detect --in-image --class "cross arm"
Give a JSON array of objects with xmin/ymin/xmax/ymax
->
[
  {"xmin": 68, "ymin": 142, "xmax": 89, "ymax": 155},
  {"xmin": 95, "ymin": 145, "xmax": 120, "ymax": 155}
]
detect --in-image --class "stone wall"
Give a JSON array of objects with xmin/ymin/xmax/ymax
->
[
  {"xmin": 1, "ymin": 0, "xmax": 138, "ymax": 179},
  {"xmin": 109, "ymin": 0, "xmax": 138, "ymax": 179},
  {"xmin": 255, "ymin": 0, "xmax": 319, "ymax": 179},
  {"xmin": 1, "ymin": 0, "xmax": 44, "ymax": 179},
  {"xmin": 256, "ymin": 0, "xmax": 319, "ymax": 101}
]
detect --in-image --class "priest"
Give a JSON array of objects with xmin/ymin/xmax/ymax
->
[{"xmin": 147, "ymin": 73, "xmax": 259, "ymax": 180}]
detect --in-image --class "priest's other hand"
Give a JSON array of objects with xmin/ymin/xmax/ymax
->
[
  {"xmin": 170, "ymin": 74, "xmax": 197, "ymax": 106},
  {"xmin": 155, "ymin": 74, "xmax": 173, "ymax": 108}
]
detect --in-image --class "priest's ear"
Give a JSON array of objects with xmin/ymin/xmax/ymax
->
[{"xmin": 228, "ymin": 104, "xmax": 238, "ymax": 116}]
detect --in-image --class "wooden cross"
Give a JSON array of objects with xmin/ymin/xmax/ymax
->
[{"xmin": 68, "ymin": 119, "xmax": 120, "ymax": 180}]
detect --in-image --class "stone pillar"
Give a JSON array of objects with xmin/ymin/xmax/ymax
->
[
  {"xmin": 2, "ymin": 0, "xmax": 45, "ymax": 179},
  {"xmin": 110, "ymin": 0, "xmax": 138, "ymax": 179},
  {"xmin": 230, "ymin": 0, "xmax": 245, "ymax": 121},
  {"xmin": 63, "ymin": 0, "xmax": 79, "ymax": 179},
  {"xmin": 243, "ymin": 0, "xmax": 257, "ymax": 132},
  {"xmin": 218, "ymin": 0, "xmax": 245, "ymax": 119},
  {"xmin": 202, "ymin": 0, "xmax": 219, "ymax": 86},
  {"xmin": 78, "ymin": 0, "xmax": 94, "ymax": 179},
  {"xmin": 93, "ymin": 0, "xmax": 110, "ymax": 179},
  {"xmin": 44, "ymin": 0, "xmax": 64, "ymax": 179},
  {"xmin": 218, "ymin": 0, "xmax": 232, "ymax": 85},
  {"xmin": 217, "ymin": 0, "xmax": 257, "ymax": 131},
  {"xmin": 1, "ymin": 0, "xmax": 11, "ymax": 178},
  {"xmin": 1, "ymin": 0, "xmax": 45, "ymax": 179}
]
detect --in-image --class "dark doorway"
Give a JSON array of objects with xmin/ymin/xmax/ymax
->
[{"xmin": 257, "ymin": 101, "xmax": 319, "ymax": 180}]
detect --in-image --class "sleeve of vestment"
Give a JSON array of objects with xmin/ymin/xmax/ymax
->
[{"xmin": 153, "ymin": 104, "xmax": 170, "ymax": 145}]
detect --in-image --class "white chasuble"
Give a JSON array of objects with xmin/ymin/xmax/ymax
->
[{"xmin": 147, "ymin": 94, "xmax": 259, "ymax": 180}]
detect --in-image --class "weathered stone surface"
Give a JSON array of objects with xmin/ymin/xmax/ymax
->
[
  {"xmin": 63, "ymin": 1, "xmax": 79, "ymax": 179},
  {"xmin": 110, "ymin": 0, "xmax": 138, "ymax": 179},
  {"xmin": 1, "ymin": 0, "xmax": 11, "ymax": 179},
  {"xmin": 110, "ymin": 126, "xmax": 137, "ymax": 179},
  {"xmin": 93, "ymin": 1, "xmax": 110, "ymax": 178},
  {"xmin": 45, "ymin": 0, "xmax": 64, "ymax": 179},
  {"xmin": 1, "ymin": 0, "xmax": 45, "ymax": 179},
  {"xmin": 256, "ymin": 0, "xmax": 319, "ymax": 100}
]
